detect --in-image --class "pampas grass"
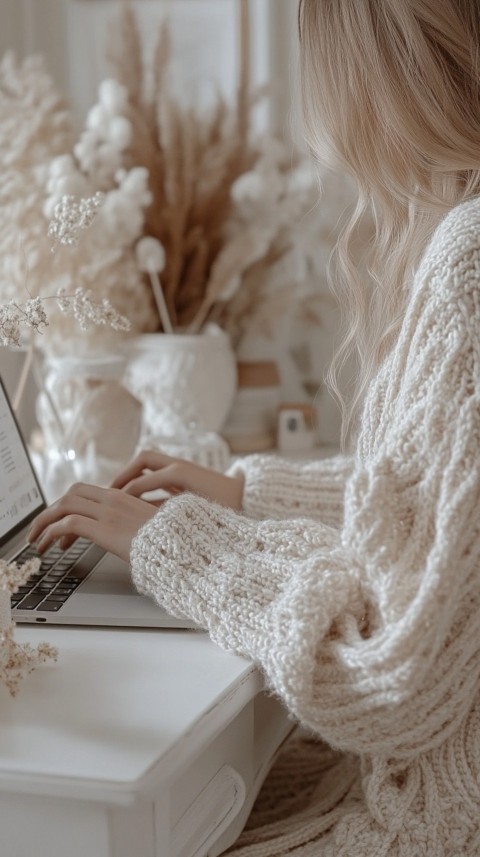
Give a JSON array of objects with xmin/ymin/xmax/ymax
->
[
  {"xmin": 99, "ymin": 3, "xmax": 358, "ymax": 347},
  {"xmin": 107, "ymin": 2, "xmax": 262, "ymax": 332}
]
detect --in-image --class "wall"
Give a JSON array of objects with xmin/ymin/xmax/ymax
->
[
  {"xmin": 0, "ymin": 0, "xmax": 68, "ymax": 90},
  {"xmin": 0, "ymin": 0, "xmax": 284, "ymax": 128}
]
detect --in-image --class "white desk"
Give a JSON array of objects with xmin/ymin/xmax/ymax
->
[{"xmin": 0, "ymin": 626, "xmax": 293, "ymax": 857}]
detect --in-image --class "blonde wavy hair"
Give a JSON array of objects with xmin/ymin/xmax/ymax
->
[{"xmin": 299, "ymin": 0, "xmax": 480, "ymax": 445}]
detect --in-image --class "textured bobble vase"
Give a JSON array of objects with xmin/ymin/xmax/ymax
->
[{"xmin": 124, "ymin": 325, "xmax": 237, "ymax": 440}]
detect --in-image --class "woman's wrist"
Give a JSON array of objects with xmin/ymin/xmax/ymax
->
[{"xmin": 230, "ymin": 473, "xmax": 245, "ymax": 510}]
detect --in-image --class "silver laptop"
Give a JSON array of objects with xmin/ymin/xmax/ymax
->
[{"xmin": 0, "ymin": 376, "xmax": 194, "ymax": 628}]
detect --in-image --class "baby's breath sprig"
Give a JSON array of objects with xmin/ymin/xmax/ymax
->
[
  {"xmin": 0, "ymin": 297, "xmax": 49, "ymax": 347},
  {"xmin": 0, "ymin": 192, "xmax": 130, "ymax": 348},
  {"xmin": 0, "ymin": 289, "xmax": 130, "ymax": 347},
  {"xmin": 57, "ymin": 287, "xmax": 130, "ymax": 332},
  {"xmin": 0, "ymin": 558, "xmax": 58, "ymax": 697},
  {"xmin": 0, "ymin": 557, "xmax": 41, "ymax": 593},
  {"xmin": 0, "ymin": 626, "xmax": 58, "ymax": 697},
  {"xmin": 48, "ymin": 191, "xmax": 104, "ymax": 249}
]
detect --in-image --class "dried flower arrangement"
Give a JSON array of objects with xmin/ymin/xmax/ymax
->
[
  {"xmin": 0, "ymin": 178, "xmax": 132, "ymax": 696},
  {"xmin": 0, "ymin": 52, "xmax": 70, "ymax": 312},
  {"xmin": 91, "ymin": 1, "xmax": 266, "ymax": 334},
  {"xmin": 0, "ymin": 188, "xmax": 134, "ymax": 694},
  {"xmin": 212, "ymin": 145, "xmax": 326, "ymax": 348},
  {"xmin": 0, "ymin": 3, "xmax": 342, "ymax": 357},
  {"xmin": 101, "ymin": 4, "xmax": 340, "ymax": 343},
  {"xmin": 0, "ymin": 51, "xmax": 151, "ymax": 353}
]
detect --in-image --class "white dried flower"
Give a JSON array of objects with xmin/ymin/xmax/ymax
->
[
  {"xmin": 0, "ymin": 557, "xmax": 41, "ymax": 593},
  {"xmin": 56, "ymin": 286, "xmax": 71, "ymax": 313},
  {"xmin": 0, "ymin": 302, "xmax": 21, "ymax": 346},
  {"xmin": 0, "ymin": 52, "xmax": 72, "ymax": 311},
  {"xmin": 24, "ymin": 297, "xmax": 48, "ymax": 332},
  {"xmin": 0, "ymin": 557, "xmax": 57, "ymax": 697},
  {"xmin": 86, "ymin": 103, "xmax": 111, "ymax": 133},
  {"xmin": 135, "ymin": 236, "xmax": 166, "ymax": 273},
  {"xmin": 98, "ymin": 79, "xmax": 129, "ymax": 114},
  {"xmin": 0, "ymin": 297, "xmax": 49, "ymax": 345},
  {"xmin": 99, "ymin": 298, "xmax": 131, "ymax": 332},
  {"xmin": 57, "ymin": 286, "xmax": 130, "ymax": 333},
  {"xmin": 99, "ymin": 168, "xmax": 152, "ymax": 246},
  {"xmin": 46, "ymin": 173, "xmax": 87, "ymax": 205},
  {"xmin": 48, "ymin": 192, "xmax": 104, "ymax": 248},
  {"xmin": 109, "ymin": 116, "xmax": 132, "ymax": 149},
  {"xmin": 285, "ymin": 163, "xmax": 317, "ymax": 196},
  {"xmin": 49, "ymin": 154, "xmax": 76, "ymax": 179},
  {"xmin": 0, "ymin": 623, "xmax": 58, "ymax": 697},
  {"xmin": 231, "ymin": 171, "xmax": 266, "ymax": 205}
]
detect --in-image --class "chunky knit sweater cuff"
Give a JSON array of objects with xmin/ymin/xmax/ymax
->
[
  {"xmin": 130, "ymin": 492, "xmax": 360, "ymax": 666},
  {"xmin": 131, "ymin": 493, "xmax": 295, "ymax": 641},
  {"xmin": 227, "ymin": 453, "xmax": 352, "ymax": 526}
]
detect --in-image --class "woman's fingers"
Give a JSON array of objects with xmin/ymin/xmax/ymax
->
[
  {"xmin": 36, "ymin": 514, "xmax": 99, "ymax": 555},
  {"xmin": 110, "ymin": 450, "xmax": 175, "ymax": 489},
  {"xmin": 123, "ymin": 461, "xmax": 243, "ymax": 510},
  {"xmin": 27, "ymin": 485, "xmax": 158, "ymax": 563},
  {"xmin": 123, "ymin": 464, "xmax": 187, "ymax": 497},
  {"xmin": 28, "ymin": 483, "xmax": 104, "ymax": 542},
  {"xmin": 58, "ymin": 535, "xmax": 78, "ymax": 551}
]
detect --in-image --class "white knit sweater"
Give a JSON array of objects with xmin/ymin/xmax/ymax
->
[{"xmin": 131, "ymin": 197, "xmax": 480, "ymax": 856}]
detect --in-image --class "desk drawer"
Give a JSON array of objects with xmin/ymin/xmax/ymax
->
[{"xmin": 167, "ymin": 693, "xmax": 293, "ymax": 857}]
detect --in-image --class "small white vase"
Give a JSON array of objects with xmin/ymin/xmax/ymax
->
[{"xmin": 124, "ymin": 325, "xmax": 237, "ymax": 440}]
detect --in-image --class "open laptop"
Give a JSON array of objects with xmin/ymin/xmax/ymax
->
[{"xmin": 0, "ymin": 376, "xmax": 194, "ymax": 628}]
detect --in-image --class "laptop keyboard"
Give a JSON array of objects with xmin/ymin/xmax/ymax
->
[{"xmin": 11, "ymin": 539, "xmax": 95, "ymax": 612}]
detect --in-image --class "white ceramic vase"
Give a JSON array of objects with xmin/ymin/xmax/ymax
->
[{"xmin": 124, "ymin": 325, "xmax": 237, "ymax": 440}]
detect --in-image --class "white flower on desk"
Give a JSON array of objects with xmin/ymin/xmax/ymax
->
[{"xmin": 0, "ymin": 558, "xmax": 58, "ymax": 697}]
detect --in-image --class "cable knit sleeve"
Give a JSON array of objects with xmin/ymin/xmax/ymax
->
[
  {"xmin": 131, "ymin": 198, "xmax": 480, "ymax": 762},
  {"xmin": 226, "ymin": 452, "xmax": 352, "ymax": 526}
]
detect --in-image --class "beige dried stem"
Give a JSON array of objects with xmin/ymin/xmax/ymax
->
[
  {"xmin": 237, "ymin": 0, "xmax": 251, "ymax": 145},
  {"xmin": 213, "ymin": 244, "xmax": 292, "ymax": 344},
  {"xmin": 161, "ymin": 102, "xmax": 199, "ymax": 320},
  {"xmin": 107, "ymin": 3, "xmax": 144, "ymax": 109},
  {"xmin": 151, "ymin": 19, "xmax": 172, "ymax": 139},
  {"xmin": 106, "ymin": 0, "xmax": 260, "ymax": 331},
  {"xmin": 188, "ymin": 225, "xmax": 275, "ymax": 333}
]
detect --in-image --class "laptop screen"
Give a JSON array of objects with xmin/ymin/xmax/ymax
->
[{"xmin": 0, "ymin": 377, "xmax": 46, "ymax": 548}]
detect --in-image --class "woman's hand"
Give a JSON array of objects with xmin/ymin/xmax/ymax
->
[
  {"xmin": 27, "ymin": 483, "xmax": 157, "ymax": 562},
  {"xmin": 111, "ymin": 450, "xmax": 244, "ymax": 511}
]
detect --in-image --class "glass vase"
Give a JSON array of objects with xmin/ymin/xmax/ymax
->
[{"xmin": 36, "ymin": 353, "xmax": 142, "ymax": 500}]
